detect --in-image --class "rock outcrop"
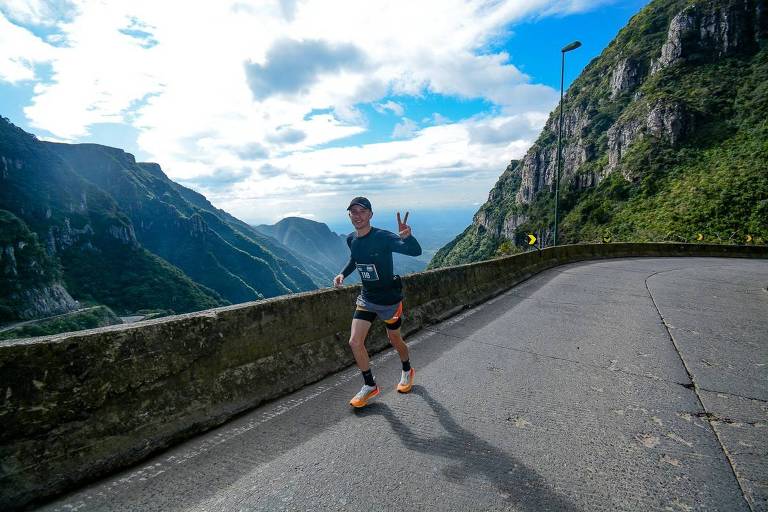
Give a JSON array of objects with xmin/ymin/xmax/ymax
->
[
  {"xmin": 517, "ymin": 0, "xmax": 765, "ymax": 204},
  {"xmin": 10, "ymin": 284, "xmax": 79, "ymax": 320},
  {"xmin": 471, "ymin": 161, "xmax": 527, "ymax": 241},
  {"xmin": 606, "ymin": 99, "xmax": 695, "ymax": 176},
  {"xmin": 0, "ymin": 210, "xmax": 80, "ymax": 321},
  {"xmin": 107, "ymin": 223, "xmax": 138, "ymax": 245},
  {"xmin": 1, "ymin": 244, "xmax": 18, "ymax": 277},
  {"xmin": 46, "ymin": 218, "xmax": 99, "ymax": 253},
  {"xmin": 646, "ymin": 100, "xmax": 693, "ymax": 146},
  {"xmin": 652, "ymin": 0, "xmax": 767, "ymax": 73},
  {"xmin": 610, "ymin": 58, "xmax": 644, "ymax": 99},
  {"xmin": 515, "ymin": 105, "xmax": 594, "ymax": 206}
]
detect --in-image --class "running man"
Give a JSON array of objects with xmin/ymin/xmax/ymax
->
[{"xmin": 333, "ymin": 196, "xmax": 422, "ymax": 408}]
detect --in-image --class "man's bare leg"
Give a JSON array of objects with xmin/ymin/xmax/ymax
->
[
  {"xmin": 349, "ymin": 318, "xmax": 380, "ymax": 407},
  {"xmin": 386, "ymin": 327, "xmax": 409, "ymax": 362},
  {"xmin": 349, "ymin": 318, "xmax": 373, "ymax": 371}
]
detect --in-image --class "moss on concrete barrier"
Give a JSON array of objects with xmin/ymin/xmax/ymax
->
[{"xmin": 1, "ymin": 243, "xmax": 766, "ymax": 509}]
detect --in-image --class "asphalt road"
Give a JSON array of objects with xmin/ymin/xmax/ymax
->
[
  {"xmin": 0, "ymin": 307, "xmax": 100, "ymax": 334},
  {"xmin": 37, "ymin": 257, "xmax": 768, "ymax": 512}
]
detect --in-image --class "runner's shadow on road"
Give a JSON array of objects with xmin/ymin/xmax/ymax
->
[{"xmin": 356, "ymin": 386, "xmax": 578, "ymax": 512}]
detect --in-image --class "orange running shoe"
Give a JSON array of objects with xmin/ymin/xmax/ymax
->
[
  {"xmin": 397, "ymin": 368, "xmax": 415, "ymax": 393},
  {"xmin": 350, "ymin": 384, "xmax": 380, "ymax": 408}
]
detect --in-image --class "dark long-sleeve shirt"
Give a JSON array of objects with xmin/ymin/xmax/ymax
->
[{"xmin": 340, "ymin": 227, "xmax": 422, "ymax": 305}]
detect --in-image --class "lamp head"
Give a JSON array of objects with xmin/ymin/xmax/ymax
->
[{"xmin": 561, "ymin": 41, "xmax": 582, "ymax": 52}]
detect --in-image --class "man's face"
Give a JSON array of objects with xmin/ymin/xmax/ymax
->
[{"xmin": 348, "ymin": 205, "xmax": 372, "ymax": 229}]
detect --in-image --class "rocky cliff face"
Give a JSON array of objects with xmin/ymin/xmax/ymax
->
[
  {"xmin": 610, "ymin": 58, "xmax": 645, "ymax": 99},
  {"xmin": 0, "ymin": 240, "xmax": 78, "ymax": 321},
  {"xmin": 472, "ymin": 160, "xmax": 528, "ymax": 239},
  {"xmin": 467, "ymin": 100, "xmax": 597, "ymax": 246},
  {"xmin": 430, "ymin": 0, "xmax": 768, "ymax": 268},
  {"xmin": 514, "ymin": 104, "xmax": 596, "ymax": 207},
  {"xmin": 516, "ymin": 0, "xmax": 763, "ymax": 203},
  {"xmin": 0, "ymin": 210, "xmax": 78, "ymax": 321},
  {"xmin": 652, "ymin": 0, "xmax": 766, "ymax": 73},
  {"xmin": 10, "ymin": 284, "xmax": 79, "ymax": 320},
  {"xmin": 606, "ymin": 99, "xmax": 694, "ymax": 177}
]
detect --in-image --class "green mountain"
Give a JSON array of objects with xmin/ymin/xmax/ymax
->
[
  {"xmin": 45, "ymin": 143, "xmax": 318, "ymax": 303},
  {"xmin": 0, "ymin": 117, "xmax": 332, "ymax": 329},
  {"xmin": 0, "ymin": 117, "xmax": 224, "ymax": 321},
  {"xmin": 255, "ymin": 217, "xmax": 352, "ymax": 284},
  {"xmin": 431, "ymin": 0, "xmax": 768, "ymax": 268},
  {"xmin": 256, "ymin": 216, "xmax": 428, "ymax": 283},
  {"xmin": 166, "ymin": 180, "xmax": 326, "ymax": 288}
]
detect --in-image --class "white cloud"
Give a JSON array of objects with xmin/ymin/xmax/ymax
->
[
  {"xmin": 467, "ymin": 112, "xmax": 547, "ymax": 145},
  {"xmin": 280, "ymin": 210, "xmax": 318, "ymax": 221},
  {"xmin": 2, "ymin": 0, "xmax": 610, "ymax": 222},
  {"xmin": 374, "ymin": 100, "xmax": 404, "ymax": 116},
  {"xmin": 19, "ymin": 1, "xmax": 166, "ymax": 138},
  {"xmin": 266, "ymin": 126, "xmax": 307, "ymax": 145},
  {"xmin": 0, "ymin": 0, "xmax": 70, "ymax": 26},
  {"xmin": 430, "ymin": 113, "xmax": 450, "ymax": 125},
  {"xmin": 392, "ymin": 117, "xmax": 417, "ymax": 139},
  {"xmin": 206, "ymin": 111, "xmax": 544, "ymax": 223},
  {"xmin": 233, "ymin": 142, "xmax": 269, "ymax": 160},
  {"xmin": 244, "ymin": 38, "xmax": 367, "ymax": 99},
  {"xmin": 0, "ymin": 12, "xmax": 57, "ymax": 83}
]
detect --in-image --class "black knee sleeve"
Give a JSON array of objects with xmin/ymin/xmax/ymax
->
[
  {"xmin": 385, "ymin": 317, "xmax": 402, "ymax": 330},
  {"xmin": 353, "ymin": 309, "xmax": 377, "ymax": 323}
]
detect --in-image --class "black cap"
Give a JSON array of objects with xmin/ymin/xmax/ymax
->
[{"xmin": 346, "ymin": 196, "xmax": 372, "ymax": 211}]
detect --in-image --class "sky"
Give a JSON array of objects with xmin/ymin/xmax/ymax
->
[{"xmin": 0, "ymin": 0, "xmax": 650, "ymax": 227}]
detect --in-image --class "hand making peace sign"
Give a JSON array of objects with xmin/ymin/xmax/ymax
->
[{"xmin": 397, "ymin": 211, "xmax": 411, "ymax": 239}]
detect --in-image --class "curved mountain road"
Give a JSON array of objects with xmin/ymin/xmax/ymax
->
[{"xmin": 38, "ymin": 257, "xmax": 768, "ymax": 511}]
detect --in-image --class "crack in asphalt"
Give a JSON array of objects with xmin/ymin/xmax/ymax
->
[
  {"xmin": 695, "ymin": 387, "xmax": 768, "ymax": 404},
  {"xmin": 694, "ymin": 412, "xmax": 765, "ymax": 426},
  {"xmin": 645, "ymin": 267, "xmax": 756, "ymax": 512}
]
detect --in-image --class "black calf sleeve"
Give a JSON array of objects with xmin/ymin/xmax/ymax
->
[{"xmin": 361, "ymin": 369, "xmax": 375, "ymax": 387}]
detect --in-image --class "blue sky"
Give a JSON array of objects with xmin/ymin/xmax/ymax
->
[{"xmin": 0, "ymin": 0, "xmax": 651, "ymax": 226}]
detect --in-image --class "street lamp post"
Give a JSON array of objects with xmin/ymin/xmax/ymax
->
[{"xmin": 554, "ymin": 40, "xmax": 581, "ymax": 247}]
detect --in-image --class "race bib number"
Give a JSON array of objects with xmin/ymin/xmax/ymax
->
[{"xmin": 356, "ymin": 263, "xmax": 380, "ymax": 281}]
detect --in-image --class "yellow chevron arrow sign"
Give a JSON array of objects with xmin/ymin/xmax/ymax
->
[
  {"xmin": 696, "ymin": 233, "xmax": 703, "ymax": 241},
  {"xmin": 527, "ymin": 234, "xmax": 537, "ymax": 246},
  {"xmin": 746, "ymin": 234, "xmax": 753, "ymax": 243}
]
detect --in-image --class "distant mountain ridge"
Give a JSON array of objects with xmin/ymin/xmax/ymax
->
[
  {"xmin": 46, "ymin": 142, "xmax": 319, "ymax": 303},
  {"xmin": 0, "ymin": 118, "xmax": 223, "ymax": 322},
  {"xmin": 255, "ymin": 217, "xmax": 429, "ymax": 283},
  {"xmin": 431, "ymin": 0, "xmax": 768, "ymax": 268},
  {"xmin": 255, "ymin": 217, "xmax": 351, "ymax": 283},
  {"xmin": 0, "ymin": 117, "xmax": 327, "ymax": 326}
]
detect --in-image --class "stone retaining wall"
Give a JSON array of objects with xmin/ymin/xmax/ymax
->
[{"xmin": 1, "ymin": 243, "xmax": 766, "ymax": 510}]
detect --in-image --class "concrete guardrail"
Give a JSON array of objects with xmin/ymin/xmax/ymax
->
[{"xmin": 1, "ymin": 242, "xmax": 766, "ymax": 510}]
